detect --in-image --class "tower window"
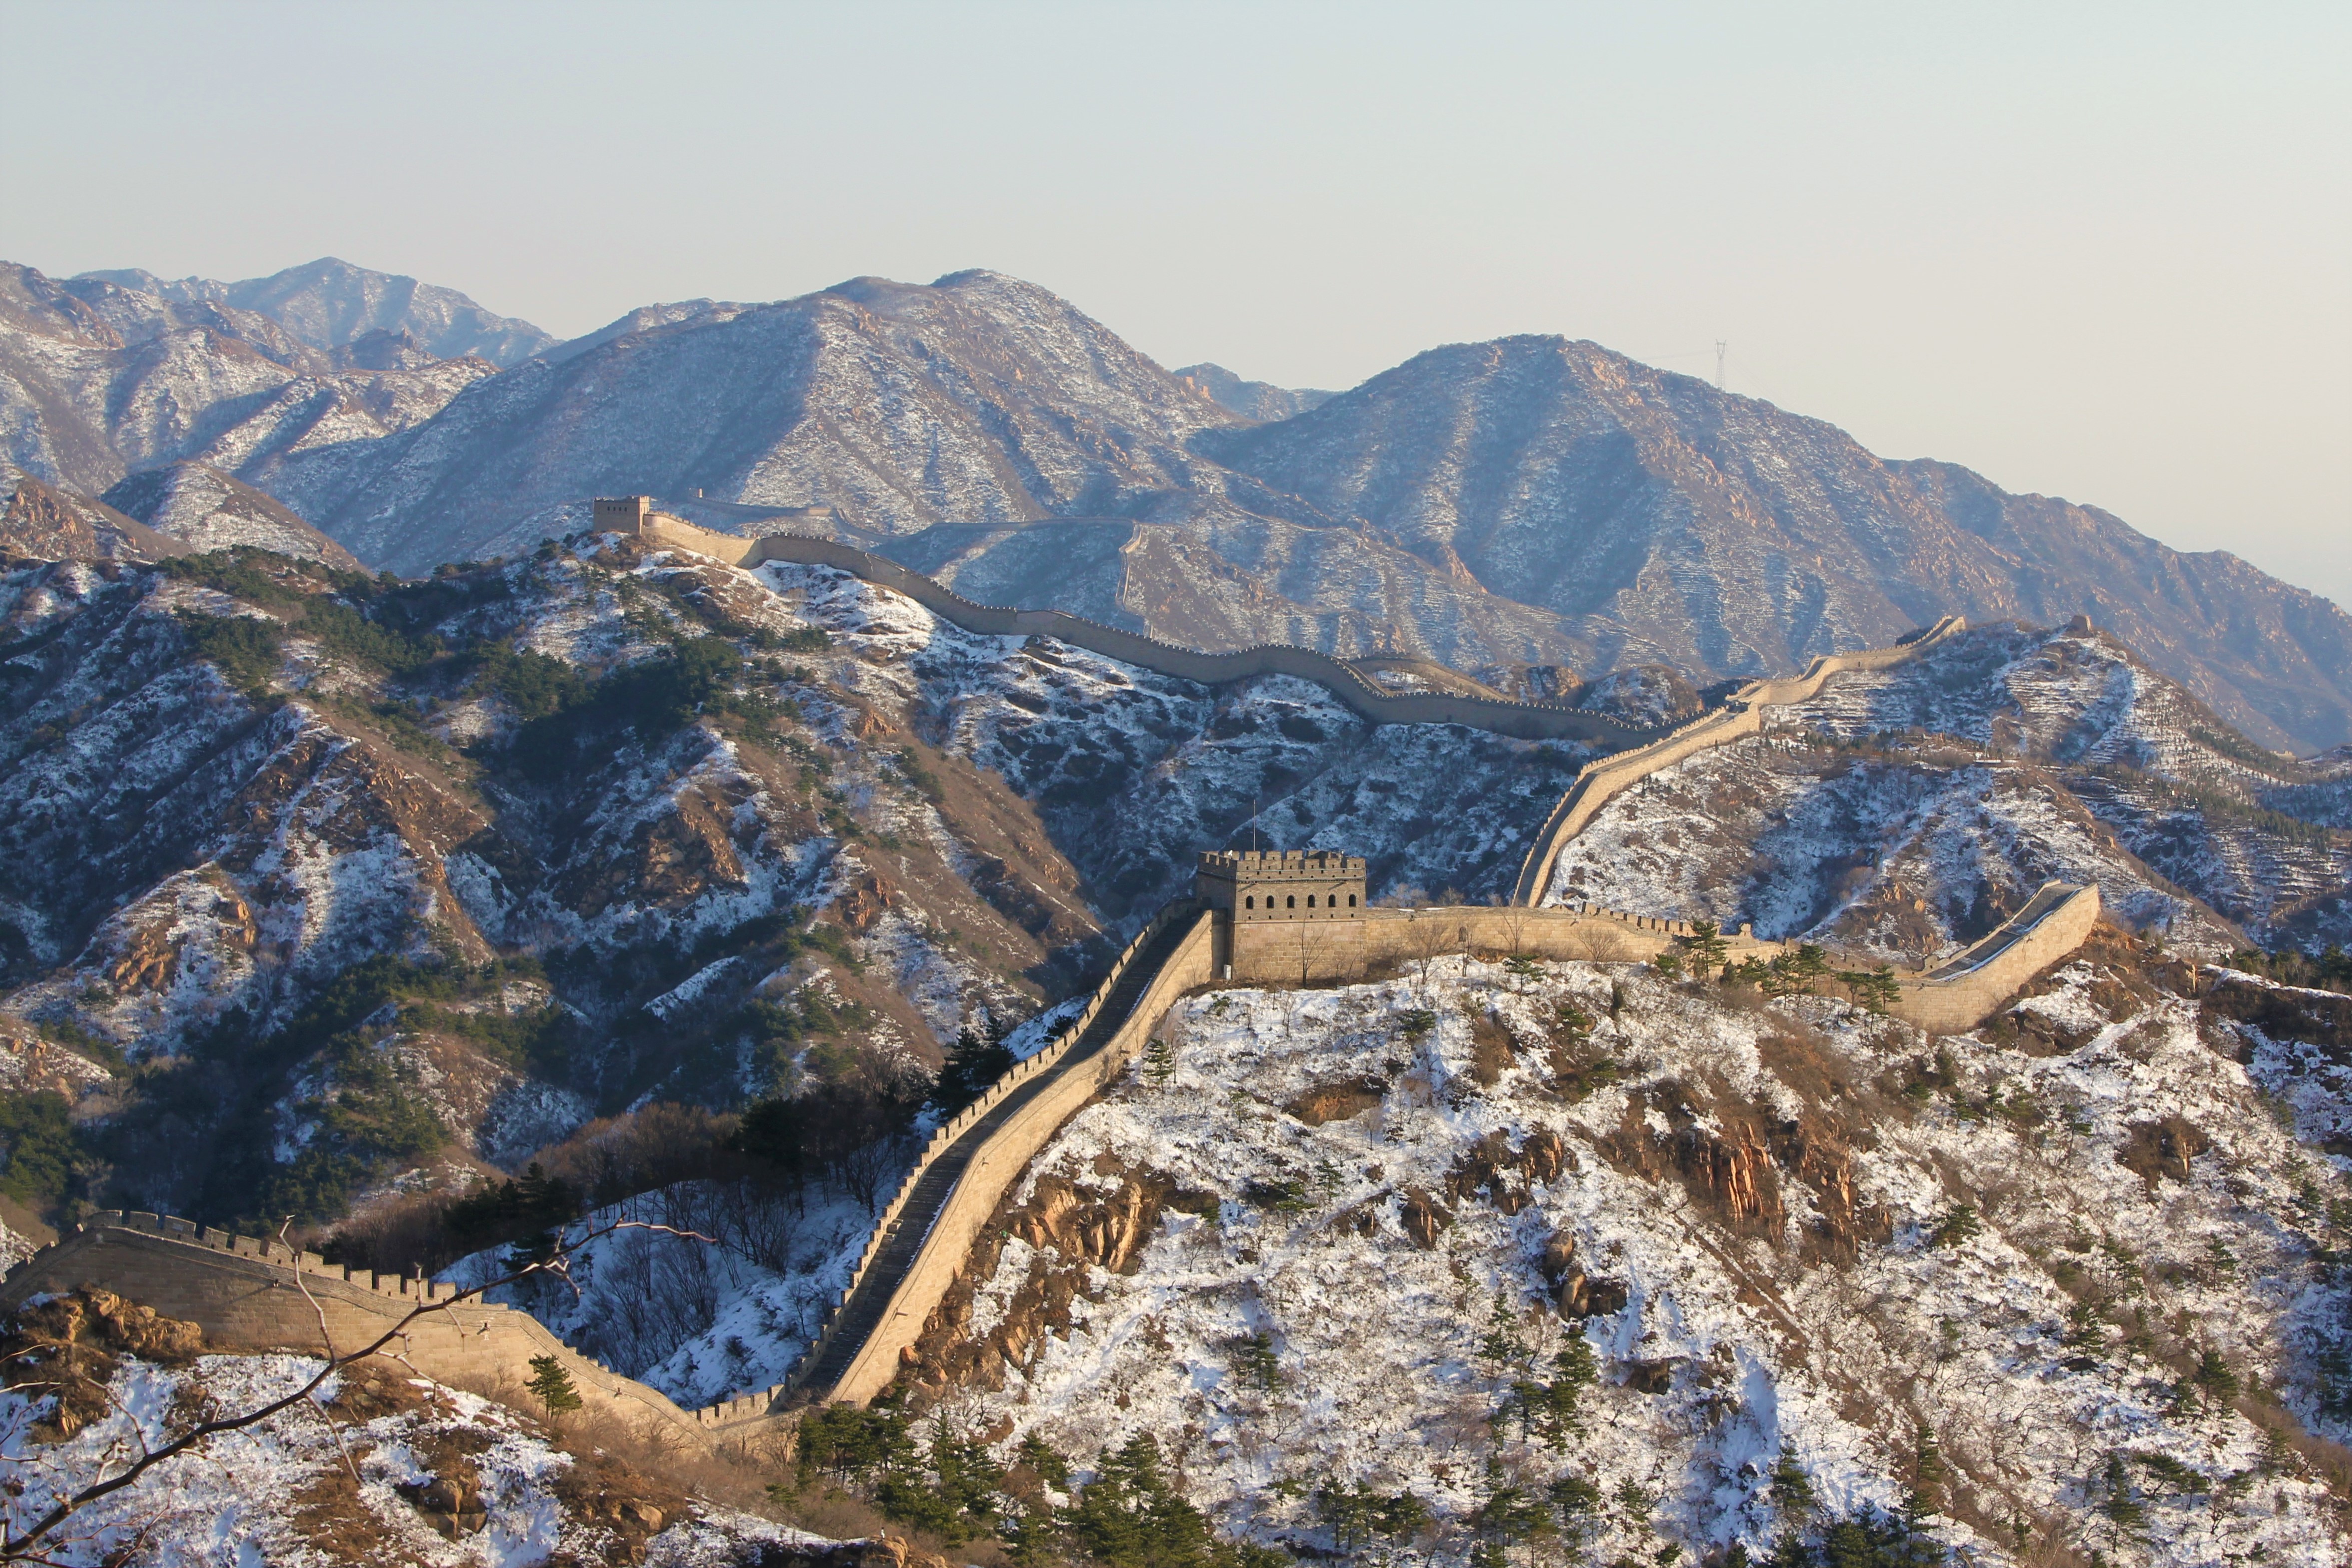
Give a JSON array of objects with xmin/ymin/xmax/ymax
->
[
  {"xmin": 1348, "ymin": 893, "xmax": 1357, "ymax": 907},
  {"xmin": 1286, "ymin": 895, "xmax": 1296, "ymax": 909},
  {"xmin": 1306, "ymin": 894, "xmax": 1317, "ymax": 908},
  {"xmin": 1244, "ymin": 896, "xmax": 1254, "ymax": 910}
]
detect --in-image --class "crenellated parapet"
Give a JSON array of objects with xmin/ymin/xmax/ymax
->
[{"xmin": 0, "ymin": 1209, "xmax": 790, "ymax": 1444}]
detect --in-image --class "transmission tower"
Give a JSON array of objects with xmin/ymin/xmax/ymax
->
[{"xmin": 1714, "ymin": 340, "xmax": 1727, "ymax": 391}]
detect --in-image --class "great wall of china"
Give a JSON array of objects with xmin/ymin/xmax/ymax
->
[{"xmin": 0, "ymin": 504, "xmax": 2105, "ymax": 1445}]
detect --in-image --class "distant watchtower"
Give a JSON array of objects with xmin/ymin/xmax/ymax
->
[
  {"xmin": 1196, "ymin": 849, "xmax": 1366, "ymax": 923},
  {"xmin": 594, "ymin": 495, "xmax": 654, "ymax": 534}
]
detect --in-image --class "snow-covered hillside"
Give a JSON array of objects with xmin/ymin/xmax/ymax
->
[
  {"xmin": 1543, "ymin": 621, "xmax": 2352, "ymax": 956},
  {"xmin": 894, "ymin": 946, "xmax": 2352, "ymax": 1567},
  {"xmin": 0, "ymin": 1292, "xmax": 839, "ymax": 1565},
  {"xmin": 14, "ymin": 256, "xmax": 2351, "ymax": 750}
]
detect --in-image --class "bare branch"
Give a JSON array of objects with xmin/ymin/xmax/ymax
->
[{"xmin": 2, "ymin": 1216, "xmax": 716, "ymax": 1561}]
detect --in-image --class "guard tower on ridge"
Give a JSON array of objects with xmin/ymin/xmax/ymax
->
[{"xmin": 1196, "ymin": 849, "xmax": 1366, "ymax": 923}]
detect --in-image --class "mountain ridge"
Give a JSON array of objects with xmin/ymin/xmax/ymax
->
[{"xmin": 6, "ymin": 259, "xmax": 2350, "ymax": 751}]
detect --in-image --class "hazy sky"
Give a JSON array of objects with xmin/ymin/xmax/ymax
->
[{"xmin": 4, "ymin": 1, "xmax": 2348, "ymax": 606}]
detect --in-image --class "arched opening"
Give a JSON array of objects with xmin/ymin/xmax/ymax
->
[
  {"xmin": 1286, "ymin": 895, "xmax": 1296, "ymax": 909},
  {"xmin": 1244, "ymin": 896, "xmax": 1254, "ymax": 910},
  {"xmin": 1306, "ymin": 894, "xmax": 1317, "ymax": 908},
  {"xmin": 1348, "ymin": 893, "xmax": 1357, "ymax": 907}
]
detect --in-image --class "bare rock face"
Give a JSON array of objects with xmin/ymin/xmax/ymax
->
[
  {"xmin": 0, "ymin": 476, "xmax": 185, "ymax": 564},
  {"xmin": 0, "ymin": 1289, "xmax": 206, "ymax": 1438}
]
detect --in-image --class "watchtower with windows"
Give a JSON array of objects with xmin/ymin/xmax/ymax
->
[{"xmin": 1196, "ymin": 849, "xmax": 1366, "ymax": 923}]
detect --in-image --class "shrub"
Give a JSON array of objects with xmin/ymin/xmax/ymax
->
[{"xmin": 0, "ymin": 1092, "xmax": 82, "ymax": 1205}]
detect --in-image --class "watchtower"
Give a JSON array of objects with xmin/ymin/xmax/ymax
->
[
  {"xmin": 1196, "ymin": 849, "xmax": 1366, "ymax": 923},
  {"xmin": 594, "ymin": 495, "xmax": 654, "ymax": 534}
]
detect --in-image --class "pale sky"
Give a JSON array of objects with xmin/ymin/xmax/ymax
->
[{"xmin": 4, "ymin": 1, "xmax": 2348, "ymax": 607}]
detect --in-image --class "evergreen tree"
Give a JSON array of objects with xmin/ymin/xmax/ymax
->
[
  {"xmin": 1835, "ymin": 965, "xmax": 1902, "ymax": 1015},
  {"xmin": 1018, "ymin": 1430, "xmax": 1072, "ymax": 1491},
  {"xmin": 1067, "ymin": 1434, "xmax": 1218, "ymax": 1568},
  {"xmin": 524, "ymin": 1354, "xmax": 582, "ymax": 1424},
  {"xmin": 1681, "ymin": 920, "xmax": 1731, "ymax": 973},
  {"xmin": 1145, "ymin": 1032, "xmax": 1176, "ymax": 1086},
  {"xmin": 1903, "ymin": 1426, "xmax": 1945, "ymax": 1522},
  {"xmin": 2193, "ymin": 1349, "xmax": 2240, "ymax": 1401},
  {"xmin": 1230, "ymin": 1331, "xmax": 1283, "ymax": 1392},
  {"xmin": 1769, "ymin": 1452, "xmax": 1815, "ymax": 1517},
  {"xmin": 1477, "ymin": 1291, "xmax": 1532, "ymax": 1371},
  {"xmin": 930, "ymin": 1020, "xmax": 1017, "ymax": 1117}
]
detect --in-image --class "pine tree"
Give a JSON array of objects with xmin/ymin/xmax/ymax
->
[
  {"xmin": 1905, "ymin": 1425, "xmax": 1946, "ymax": 1522},
  {"xmin": 1230, "ymin": 1331, "xmax": 1282, "ymax": 1391},
  {"xmin": 1144, "ymin": 1033, "xmax": 1176, "ymax": 1087},
  {"xmin": 930, "ymin": 1021, "xmax": 1016, "ymax": 1117},
  {"xmin": 1681, "ymin": 919, "xmax": 1730, "ymax": 973},
  {"xmin": 2193, "ymin": 1349, "xmax": 2241, "ymax": 1401},
  {"xmin": 1769, "ymin": 1451, "xmax": 1814, "ymax": 1516},
  {"xmin": 1477, "ymin": 1291, "xmax": 1531, "ymax": 1371},
  {"xmin": 525, "ymin": 1354, "xmax": 582, "ymax": 1424}
]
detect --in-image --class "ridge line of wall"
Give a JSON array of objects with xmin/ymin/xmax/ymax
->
[
  {"xmin": 0, "ymin": 1213, "xmax": 778, "ymax": 1442},
  {"xmin": 785, "ymin": 903, "xmax": 1211, "ymax": 1404},
  {"xmin": 1507, "ymin": 615, "xmax": 1969, "ymax": 907},
  {"xmin": 626, "ymin": 513, "xmax": 1662, "ymax": 744}
]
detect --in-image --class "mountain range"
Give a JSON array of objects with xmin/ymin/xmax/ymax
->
[{"xmin": 2, "ymin": 257, "xmax": 2349, "ymax": 754}]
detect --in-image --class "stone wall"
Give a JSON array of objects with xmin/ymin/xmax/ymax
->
[
  {"xmin": 1889, "ymin": 882, "xmax": 2102, "ymax": 1035},
  {"xmin": 1225, "ymin": 903, "xmax": 1781, "ymax": 984},
  {"xmin": 822, "ymin": 910, "xmax": 1219, "ymax": 1406},
  {"xmin": 622, "ymin": 511, "xmax": 1662, "ymax": 745},
  {"xmin": 1507, "ymin": 616, "xmax": 1969, "ymax": 906},
  {"xmin": 0, "ymin": 1213, "xmax": 775, "ymax": 1445}
]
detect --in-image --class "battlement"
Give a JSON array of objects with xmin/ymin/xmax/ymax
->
[
  {"xmin": 0, "ymin": 1210, "xmax": 781, "ymax": 1447},
  {"xmin": 1197, "ymin": 849, "xmax": 1366, "ymax": 922}
]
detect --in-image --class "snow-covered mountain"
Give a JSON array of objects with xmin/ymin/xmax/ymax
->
[
  {"xmin": 1200, "ymin": 337, "xmax": 2352, "ymax": 753},
  {"xmin": 0, "ymin": 527, "xmax": 2345, "ymax": 1565},
  {"xmin": 1543, "ymin": 619, "xmax": 2352, "ymax": 957},
  {"xmin": 77, "ymin": 257, "xmax": 556, "ymax": 367},
  {"xmin": 0, "ymin": 531, "xmax": 2338, "ymax": 1242},
  {"xmin": 99, "ymin": 461, "xmax": 361, "ymax": 566},
  {"xmin": 7, "ymin": 260, "xmax": 2349, "ymax": 753},
  {"xmin": 0, "ymin": 261, "xmax": 495, "ymax": 508}
]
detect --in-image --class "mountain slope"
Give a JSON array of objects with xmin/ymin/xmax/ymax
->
[
  {"xmin": 79, "ymin": 257, "xmax": 556, "ymax": 366},
  {"xmin": 100, "ymin": 461, "xmax": 362, "ymax": 566},
  {"xmin": 274, "ymin": 270, "xmax": 1248, "ymax": 572},
  {"xmin": 1173, "ymin": 362, "xmax": 1336, "ymax": 421},
  {"xmin": 0, "ymin": 261, "xmax": 495, "ymax": 506},
  {"xmin": 896, "ymin": 944, "xmax": 2352, "ymax": 1568},
  {"xmin": 0, "ymin": 475, "xmax": 187, "ymax": 563},
  {"xmin": 1201, "ymin": 336, "xmax": 2352, "ymax": 751},
  {"xmin": 11, "ymin": 260, "xmax": 2350, "ymax": 750}
]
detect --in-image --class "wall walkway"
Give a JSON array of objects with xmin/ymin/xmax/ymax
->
[
  {"xmin": 1508, "ymin": 616, "xmax": 1969, "ymax": 907},
  {"xmin": 628, "ymin": 512, "xmax": 1662, "ymax": 744},
  {"xmin": 789, "ymin": 904, "xmax": 1218, "ymax": 1406},
  {"xmin": 0, "ymin": 1213, "xmax": 786, "ymax": 1445}
]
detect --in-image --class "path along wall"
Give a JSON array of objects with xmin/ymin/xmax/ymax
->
[
  {"xmin": 1508, "ymin": 617, "xmax": 1970, "ymax": 907},
  {"xmin": 627, "ymin": 513, "xmax": 1658, "ymax": 745},
  {"xmin": 1889, "ymin": 882, "xmax": 2102, "ymax": 1035},
  {"xmin": 1227, "ymin": 887, "xmax": 2099, "ymax": 1035},
  {"xmin": 0, "ymin": 1214, "xmax": 761, "ymax": 1446},
  {"xmin": 1226, "ymin": 903, "xmax": 1783, "ymax": 983},
  {"xmin": 822, "ymin": 910, "xmax": 1219, "ymax": 1406}
]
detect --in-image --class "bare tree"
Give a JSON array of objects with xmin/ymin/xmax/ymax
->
[
  {"xmin": 1410, "ymin": 911, "xmax": 1453, "ymax": 998},
  {"xmin": 0, "ymin": 1215, "xmax": 716, "ymax": 1563}
]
